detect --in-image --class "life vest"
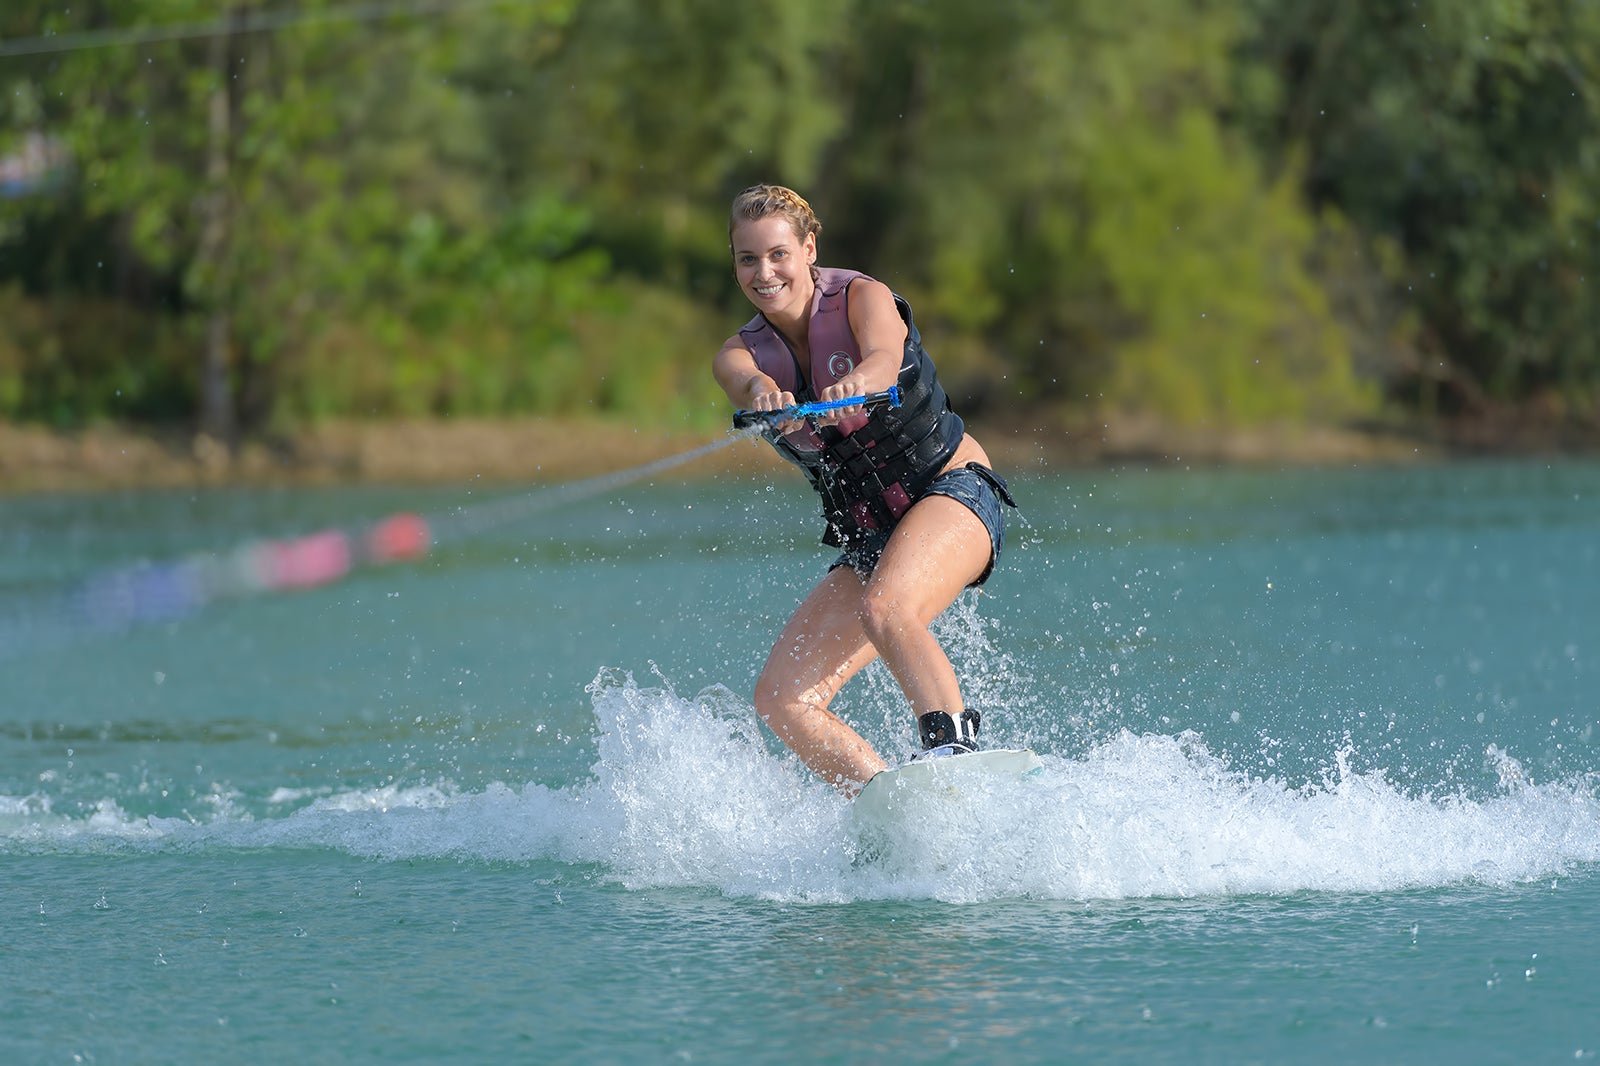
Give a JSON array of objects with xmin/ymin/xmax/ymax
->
[{"xmin": 738, "ymin": 267, "xmax": 965, "ymax": 545}]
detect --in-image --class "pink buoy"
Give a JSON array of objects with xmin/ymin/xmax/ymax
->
[
  {"xmin": 267, "ymin": 530, "xmax": 353, "ymax": 589},
  {"xmin": 365, "ymin": 513, "xmax": 431, "ymax": 564}
]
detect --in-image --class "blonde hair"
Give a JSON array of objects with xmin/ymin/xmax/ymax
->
[{"xmin": 729, "ymin": 184, "xmax": 822, "ymax": 247}]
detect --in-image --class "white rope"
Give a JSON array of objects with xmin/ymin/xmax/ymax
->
[{"xmin": 431, "ymin": 425, "xmax": 765, "ymax": 544}]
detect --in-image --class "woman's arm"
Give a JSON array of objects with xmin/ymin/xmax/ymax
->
[
  {"xmin": 823, "ymin": 278, "xmax": 908, "ymax": 402},
  {"xmin": 713, "ymin": 335, "xmax": 791, "ymax": 412}
]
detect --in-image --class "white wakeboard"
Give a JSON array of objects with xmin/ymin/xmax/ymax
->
[{"xmin": 851, "ymin": 747, "xmax": 1043, "ymax": 844}]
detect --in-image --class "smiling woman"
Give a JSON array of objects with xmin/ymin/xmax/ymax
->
[{"xmin": 711, "ymin": 183, "xmax": 1019, "ymax": 795}]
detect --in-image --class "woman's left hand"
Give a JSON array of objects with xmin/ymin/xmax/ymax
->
[{"xmin": 816, "ymin": 377, "xmax": 868, "ymax": 426}]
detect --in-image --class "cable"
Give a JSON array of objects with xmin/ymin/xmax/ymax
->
[
  {"xmin": 0, "ymin": 426, "xmax": 764, "ymax": 660},
  {"xmin": 430, "ymin": 425, "xmax": 763, "ymax": 547},
  {"xmin": 0, "ymin": 0, "xmax": 527, "ymax": 59}
]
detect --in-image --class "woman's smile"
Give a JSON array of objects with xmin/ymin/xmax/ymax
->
[{"xmin": 733, "ymin": 215, "xmax": 814, "ymax": 315}]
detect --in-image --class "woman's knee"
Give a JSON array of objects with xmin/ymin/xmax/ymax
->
[
  {"xmin": 858, "ymin": 590, "xmax": 918, "ymax": 651},
  {"xmin": 754, "ymin": 659, "xmax": 807, "ymax": 726}
]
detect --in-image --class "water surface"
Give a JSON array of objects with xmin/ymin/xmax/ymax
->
[{"xmin": 2, "ymin": 459, "xmax": 1597, "ymax": 1062}]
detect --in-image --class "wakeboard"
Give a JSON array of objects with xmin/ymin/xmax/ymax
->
[{"xmin": 851, "ymin": 747, "xmax": 1043, "ymax": 839}]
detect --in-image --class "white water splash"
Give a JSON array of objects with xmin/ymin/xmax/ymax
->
[{"xmin": 4, "ymin": 669, "xmax": 1599, "ymax": 903}]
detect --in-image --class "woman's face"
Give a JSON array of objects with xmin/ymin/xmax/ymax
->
[{"xmin": 732, "ymin": 215, "xmax": 816, "ymax": 318}]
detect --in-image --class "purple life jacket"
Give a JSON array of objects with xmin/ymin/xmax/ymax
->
[{"xmin": 738, "ymin": 267, "xmax": 964, "ymax": 545}]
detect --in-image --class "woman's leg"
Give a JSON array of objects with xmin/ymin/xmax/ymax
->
[
  {"xmin": 858, "ymin": 494, "xmax": 993, "ymax": 722},
  {"xmin": 754, "ymin": 566, "xmax": 889, "ymax": 793},
  {"xmin": 754, "ymin": 495, "xmax": 993, "ymax": 791}
]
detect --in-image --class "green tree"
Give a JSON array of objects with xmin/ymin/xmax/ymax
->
[
  {"xmin": 13, "ymin": 0, "xmax": 1594, "ymax": 439},
  {"xmin": 474, "ymin": 0, "xmax": 1372, "ymax": 427},
  {"xmin": 817, "ymin": 0, "xmax": 1370, "ymax": 425},
  {"xmin": 1240, "ymin": 0, "xmax": 1600, "ymax": 412},
  {"xmin": 1, "ymin": 0, "xmax": 602, "ymax": 432}
]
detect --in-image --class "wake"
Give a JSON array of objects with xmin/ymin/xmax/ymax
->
[{"xmin": 4, "ymin": 668, "xmax": 1600, "ymax": 905}]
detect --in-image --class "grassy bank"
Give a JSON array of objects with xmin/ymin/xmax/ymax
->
[{"xmin": 0, "ymin": 412, "xmax": 1500, "ymax": 496}]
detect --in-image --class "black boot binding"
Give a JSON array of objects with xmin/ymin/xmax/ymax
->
[{"xmin": 913, "ymin": 708, "xmax": 981, "ymax": 759}]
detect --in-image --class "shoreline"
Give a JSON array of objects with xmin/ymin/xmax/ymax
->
[{"xmin": 1, "ymin": 414, "xmax": 1593, "ymax": 494}]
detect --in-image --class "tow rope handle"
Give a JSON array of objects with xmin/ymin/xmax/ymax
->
[{"xmin": 732, "ymin": 386, "xmax": 902, "ymax": 431}]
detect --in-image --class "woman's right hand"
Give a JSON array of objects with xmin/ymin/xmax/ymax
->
[{"xmin": 748, "ymin": 384, "xmax": 801, "ymax": 432}]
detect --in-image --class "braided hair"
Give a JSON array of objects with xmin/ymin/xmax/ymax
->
[{"xmin": 729, "ymin": 185, "xmax": 823, "ymax": 281}]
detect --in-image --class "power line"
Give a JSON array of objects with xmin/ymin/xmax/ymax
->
[{"xmin": 0, "ymin": 0, "xmax": 526, "ymax": 59}]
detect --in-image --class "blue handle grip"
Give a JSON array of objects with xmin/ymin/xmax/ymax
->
[{"xmin": 732, "ymin": 386, "xmax": 902, "ymax": 430}]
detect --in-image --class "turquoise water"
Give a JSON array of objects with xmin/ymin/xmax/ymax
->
[{"xmin": 3, "ymin": 458, "xmax": 1598, "ymax": 1063}]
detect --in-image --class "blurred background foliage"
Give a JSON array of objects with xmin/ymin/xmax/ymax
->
[{"xmin": 0, "ymin": 0, "xmax": 1596, "ymax": 440}]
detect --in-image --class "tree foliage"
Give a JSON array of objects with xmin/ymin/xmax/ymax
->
[
  {"xmin": 2, "ymin": 0, "xmax": 1597, "ymax": 435},
  {"xmin": 1239, "ymin": 0, "xmax": 1600, "ymax": 412}
]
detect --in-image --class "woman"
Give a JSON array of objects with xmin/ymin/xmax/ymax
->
[{"xmin": 713, "ymin": 184, "xmax": 1017, "ymax": 795}]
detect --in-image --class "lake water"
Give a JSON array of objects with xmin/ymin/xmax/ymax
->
[{"xmin": 2, "ymin": 456, "xmax": 1598, "ymax": 1063}]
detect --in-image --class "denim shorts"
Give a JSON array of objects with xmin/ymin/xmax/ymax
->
[{"xmin": 830, "ymin": 463, "xmax": 1018, "ymax": 586}]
